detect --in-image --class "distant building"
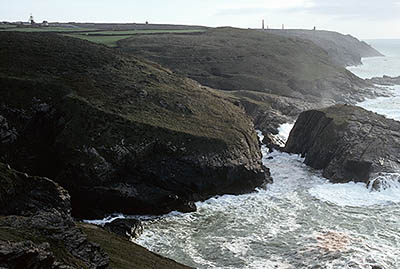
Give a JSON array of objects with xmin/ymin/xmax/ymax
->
[{"xmin": 29, "ymin": 14, "xmax": 35, "ymax": 25}]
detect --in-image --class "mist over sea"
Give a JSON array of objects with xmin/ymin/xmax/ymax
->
[{"xmin": 97, "ymin": 40, "xmax": 400, "ymax": 269}]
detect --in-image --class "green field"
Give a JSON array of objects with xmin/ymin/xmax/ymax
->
[
  {"xmin": 65, "ymin": 29, "xmax": 206, "ymax": 46},
  {"xmin": 63, "ymin": 34, "xmax": 132, "ymax": 47},
  {"xmin": 0, "ymin": 24, "xmax": 17, "ymax": 29},
  {"xmin": 83, "ymin": 29, "xmax": 205, "ymax": 35},
  {"xmin": 0, "ymin": 26, "xmax": 98, "ymax": 32},
  {"xmin": 1, "ymin": 27, "xmax": 206, "ymax": 47}
]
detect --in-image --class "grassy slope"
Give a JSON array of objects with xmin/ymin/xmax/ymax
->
[
  {"xmin": 63, "ymin": 33, "xmax": 133, "ymax": 46},
  {"xmin": 118, "ymin": 28, "xmax": 366, "ymax": 102},
  {"xmin": 79, "ymin": 223, "xmax": 190, "ymax": 269},
  {"xmin": 0, "ymin": 32, "xmax": 256, "ymax": 150}
]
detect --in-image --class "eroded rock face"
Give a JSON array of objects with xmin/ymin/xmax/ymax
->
[
  {"xmin": 284, "ymin": 105, "xmax": 400, "ymax": 183},
  {"xmin": 0, "ymin": 163, "xmax": 109, "ymax": 268},
  {"xmin": 0, "ymin": 241, "xmax": 54, "ymax": 269}
]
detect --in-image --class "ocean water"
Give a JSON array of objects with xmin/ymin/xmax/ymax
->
[
  {"xmin": 347, "ymin": 39, "xmax": 400, "ymax": 79},
  {"xmin": 95, "ymin": 40, "xmax": 400, "ymax": 268}
]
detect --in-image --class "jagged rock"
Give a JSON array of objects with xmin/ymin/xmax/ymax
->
[
  {"xmin": 0, "ymin": 163, "xmax": 70, "ymax": 216},
  {"xmin": 0, "ymin": 241, "xmax": 55, "ymax": 269},
  {"xmin": 104, "ymin": 219, "xmax": 144, "ymax": 240},
  {"xmin": 0, "ymin": 115, "xmax": 17, "ymax": 144},
  {"xmin": 284, "ymin": 105, "xmax": 400, "ymax": 184},
  {"xmin": 0, "ymin": 163, "xmax": 109, "ymax": 268},
  {"xmin": 262, "ymin": 133, "xmax": 285, "ymax": 152}
]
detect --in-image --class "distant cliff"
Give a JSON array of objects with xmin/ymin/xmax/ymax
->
[
  {"xmin": 119, "ymin": 28, "xmax": 379, "ymax": 135},
  {"xmin": 268, "ymin": 29, "xmax": 383, "ymax": 66}
]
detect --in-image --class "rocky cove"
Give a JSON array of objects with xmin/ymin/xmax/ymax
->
[{"xmin": 0, "ymin": 28, "xmax": 399, "ymax": 268}]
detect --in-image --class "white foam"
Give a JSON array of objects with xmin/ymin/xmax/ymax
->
[
  {"xmin": 358, "ymin": 85, "xmax": 400, "ymax": 121},
  {"xmin": 84, "ymin": 213, "xmax": 125, "ymax": 226},
  {"xmin": 277, "ymin": 123, "xmax": 294, "ymax": 143},
  {"xmin": 309, "ymin": 181, "xmax": 400, "ymax": 207}
]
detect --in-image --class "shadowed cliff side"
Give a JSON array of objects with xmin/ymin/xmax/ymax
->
[{"xmin": 0, "ymin": 162, "xmax": 191, "ymax": 268}]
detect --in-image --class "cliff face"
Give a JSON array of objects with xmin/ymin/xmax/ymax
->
[
  {"xmin": 0, "ymin": 162, "xmax": 109, "ymax": 268},
  {"xmin": 284, "ymin": 105, "xmax": 400, "ymax": 184},
  {"xmin": 0, "ymin": 32, "xmax": 270, "ymax": 218},
  {"xmin": 269, "ymin": 29, "xmax": 383, "ymax": 67},
  {"xmin": 0, "ymin": 163, "xmax": 190, "ymax": 268}
]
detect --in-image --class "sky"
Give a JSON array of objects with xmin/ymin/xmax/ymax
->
[{"xmin": 1, "ymin": 0, "xmax": 400, "ymax": 39}]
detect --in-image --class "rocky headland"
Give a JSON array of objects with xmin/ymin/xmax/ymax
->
[
  {"xmin": 269, "ymin": 29, "xmax": 383, "ymax": 67},
  {"xmin": 0, "ymin": 32, "xmax": 270, "ymax": 219},
  {"xmin": 284, "ymin": 105, "xmax": 400, "ymax": 185}
]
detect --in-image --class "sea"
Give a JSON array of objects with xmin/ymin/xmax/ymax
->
[{"xmin": 89, "ymin": 39, "xmax": 400, "ymax": 269}]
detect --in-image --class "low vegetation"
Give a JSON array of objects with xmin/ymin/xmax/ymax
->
[{"xmin": 79, "ymin": 223, "xmax": 190, "ymax": 269}]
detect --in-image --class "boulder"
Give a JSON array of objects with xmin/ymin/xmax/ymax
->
[
  {"xmin": 284, "ymin": 105, "xmax": 400, "ymax": 184},
  {"xmin": 104, "ymin": 219, "xmax": 144, "ymax": 240}
]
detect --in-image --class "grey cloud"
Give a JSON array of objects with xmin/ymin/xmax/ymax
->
[
  {"xmin": 216, "ymin": 7, "xmax": 270, "ymax": 16},
  {"xmin": 217, "ymin": 0, "xmax": 400, "ymax": 20},
  {"xmin": 298, "ymin": 0, "xmax": 400, "ymax": 20}
]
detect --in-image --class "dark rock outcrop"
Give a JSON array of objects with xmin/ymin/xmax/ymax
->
[
  {"xmin": 284, "ymin": 105, "xmax": 400, "ymax": 183},
  {"xmin": 0, "ymin": 162, "xmax": 191, "ymax": 268},
  {"xmin": 0, "ymin": 241, "xmax": 55, "ymax": 269},
  {"xmin": 0, "ymin": 32, "xmax": 270, "ymax": 219},
  {"xmin": 0, "ymin": 162, "xmax": 109, "ymax": 268},
  {"xmin": 104, "ymin": 219, "xmax": 144, "ymax": 240},
  {"xmin": 367, "ymin": 75, "xmax": 400, "ymax": 86}
]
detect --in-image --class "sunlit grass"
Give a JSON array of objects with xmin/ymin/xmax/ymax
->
[
  {"xmin": 0, "ymin": 26, "xmax": 98, "ymax": 32},
  {"xmin": 63, "ymin": 34, "xmax": 132, "ymax": 47},
  {"xmin": 83, "ymin": 29, "xmax": 205, "ymax": 35}
]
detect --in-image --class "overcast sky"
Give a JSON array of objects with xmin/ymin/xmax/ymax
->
[{"xmin": 1, "ymin": 0, "xmax": 400, "ymax": 39}]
